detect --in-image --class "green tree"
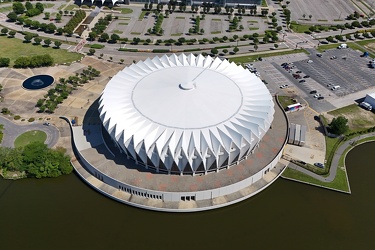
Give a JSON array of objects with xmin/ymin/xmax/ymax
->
[
  {"xmin": 110, "ymin": 33, "xmax": 120, "ymax": 43},
  {"xmin": 99, "ymin": 33, "xmax": 109, "ymax": 42},
  {"xmin": 24, "ymin": 34, "xmax": 34, "ymax": 43},
  {"xmin": 7, "ymin": 12, "xmax": 18, "ymax": 22},
  {"xmin": 33, "ymin": 37, "xmax": 42, "ymax": 45},
  {"xmin": 25, "ymin": 1, "xmax": 33, "ymax": 10},
  {"xmin": 54, "ymin": 40, "xmax": 62, "ymax": 48},
  {"xmin": 89, "ymin": 48, "xmax": 96, "ymax": 55},
  {"xmin": 254, "ymin": 44, "xmax": 258, "ymax": 51},
  {"xmin": 330, "ymin": 116, "xmax": 349, "ymax": 135},
  {"xmin": 44, "ymin": 39, "xmax": 52, "ymax": 47},
  {"xmin": 55, "ymin": 13, "xmax": 62, "ymax": 22},
  {"xmin": 8, "ymin": 30, "xmax": 16, "ymax": 38},
  {"xmin": 44, "ymin": 12, "xmax": 50, "ymax": 20},
  {"xmin": 233, "ymin": 46, "xmax": 239, "ymax": 54},
  {"xmin": 0, "ymin": 57, "xmax": 10, "ymax": 67},
  {"xmin": 210, "ymin": 48, "xmax": 219, "ymax": 55},
  {"xmin": 13, "ymin": 2, "xmax": 25, "ymax": 14},
  {"xmin": 56, "ymin": 27, "xmax": 64, "ymax": 35},
  {"xmin": 88, "ymin": 32, "xmax": 97, "ymax": 41},
  {"xmin": 35, "ymin": 2, "xmax": 44, "ymax": 13},
  {"xmin": 1, "ymin": 28, "xmax": 8, "ymax": 36}
]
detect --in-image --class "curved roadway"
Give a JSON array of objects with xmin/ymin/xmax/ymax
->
[
  {"xmin": 288, "ymin": 132, "xmax": 375, "ymax": 182},
  {"xmin": 0, "ymin": 116, "xmax": 59, "ymax": 148}
]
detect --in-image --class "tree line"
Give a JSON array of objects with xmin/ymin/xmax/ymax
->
[
  {"xmin": 0, "ymin": 141, "xmax": 73, "ymax": 179},
  {"xmin": 14, "ymin": 54, "xmax": 53, "ymax": 68}
]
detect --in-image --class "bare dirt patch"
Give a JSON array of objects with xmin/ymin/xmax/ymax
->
[{"xmin": 325, "ymin": 104, "xmax": 375, "ymax": 131}]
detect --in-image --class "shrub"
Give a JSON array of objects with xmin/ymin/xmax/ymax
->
[
  {"xmin": 14, "ymin": 115, "xmax": 21, "ymax": 120},
  {"xmin": 90, "ymin": 44, "xmax": 105, "ymax": 49},
  {"xmin": 152, "ymin": 49, "xmax": 170, "ymax": 53},
  {"xmin": 28, "ymin": 118, "xmax": 35, "ymax": 122}
]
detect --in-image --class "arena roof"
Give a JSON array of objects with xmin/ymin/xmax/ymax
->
[{"xmin": 99, "ymin": 54, "xmax": 274, "ymax": 174}]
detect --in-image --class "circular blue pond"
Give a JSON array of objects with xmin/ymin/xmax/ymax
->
[{"xmin": 22, "ymin": 75, "xmax": 54, "ymax": 90}]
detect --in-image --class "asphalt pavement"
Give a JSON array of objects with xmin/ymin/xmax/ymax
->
[{"xmin": 0, "ymin": 116, "xmax": 59, "ymax": 148}]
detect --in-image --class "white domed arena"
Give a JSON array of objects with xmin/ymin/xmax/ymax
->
[{"xmin": 98, "ymin": 54, "xmax": 274, "ymax": 175}]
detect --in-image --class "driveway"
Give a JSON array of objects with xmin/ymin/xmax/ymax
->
[{"xmin": 0, "ymin": 116, "xmax": 59, "ymax": 148}]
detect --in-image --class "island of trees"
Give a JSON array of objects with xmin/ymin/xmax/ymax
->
[{"xmin": 0, "ymin": 141, "xmax": 73, "ymax": 179}]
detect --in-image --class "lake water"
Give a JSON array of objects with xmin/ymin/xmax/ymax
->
[{"xmin": 0, "ymin": 142, "xmax": 374, "ymax": 249}]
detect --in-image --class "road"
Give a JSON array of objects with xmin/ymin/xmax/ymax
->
[{"xmin": 0, "ymin": 116, "xmax": 59, "ymax": 148}]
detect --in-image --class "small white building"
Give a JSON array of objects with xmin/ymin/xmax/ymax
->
[{"xmin": 364, "ymin": 93, "xmax": 375, "ymax": 108}]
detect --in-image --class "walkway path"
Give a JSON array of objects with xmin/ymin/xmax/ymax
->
[{"xmin": 287, "ymin": 132, "xmax": 375, "ymax": 182}]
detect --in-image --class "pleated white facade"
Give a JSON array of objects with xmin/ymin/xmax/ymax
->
[{"xmin": 99, "ymin": 54, "xmax": 274, "ymax": 175}]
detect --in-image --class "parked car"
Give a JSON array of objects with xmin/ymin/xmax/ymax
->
[
  {"xmin": 296, "ymin": 71, "xmax": 302, "ymax": 73},
  {"xmin": 303, "ymin": 75, "xmax": 310, "ymax": 78},
  {"xmin": 307, "ymin": 60, "xmax": 313, "ymax": 63},
  {"xmin": 310, "ymin": 90, "xmax": 317, "ymax": 94},
  {"xmin": 330, "ymin": 56, "xmax": 337, "ymax": 60},
  {"xmin": 43, "ymin": 122, "xmax": 50, "ymax": 126},
  {"xmin": 279, "ymin": 84, "xmax": 289, "ymax": 89},
  {"xmin": 314, "ymin": 94, "xmax": 322, "ymax": 98},
  {"xmin": 314, "ymin": 163, "xmax": 324, "ymax": 168},
  {"xmin": 299, "ymin": 79, "xmax": 306, "ymax": 83},
  {"xmin": 317, "ymin": 96, "xmax": 324, "ymax": 100}
]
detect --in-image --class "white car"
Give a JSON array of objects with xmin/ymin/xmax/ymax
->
[
  {"xmin": 313, "ymin": 94, "xmax": 322, "ymax": 98},
  {"xmin": 279, "ymin": 84, "xmax": 289, "ymax": 89},
  {"xmin": 307, "ymin": 60, "xmax": 313, "ymax": 63}
]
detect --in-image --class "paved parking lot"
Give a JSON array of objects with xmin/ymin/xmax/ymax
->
[
  {"xmin": 255, "ymin": 48, "xmax": 375, "ymax": 113},
  {"xmin": 288, "ymin": 0, "xmax": 357, "ymax": 23},
  {"xmin": 293, "ymin": 48, "xmax": 375, "ymax": 98}
]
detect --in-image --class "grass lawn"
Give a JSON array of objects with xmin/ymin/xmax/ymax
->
[
  {"xmin": 0, "ymin": 36, "xmax": 82, "ymax": 66},
  {"xmin": 57, "ymin": 4, "xmax": 66, "ymax": 11},
  {"xmin": 291, "ymin": 22, "xmax": 313, "ymax": 33},
  {"xmin": 282, "ymin": 167, "xmax": 350, "ymax": 192},
  {"xmin": 229, "ymin": 49, "xmax": 308, "ymax": 64},
  {"xmin": 113, "ymin": 30, "xmax": 123, "ymax": 34},
  {"xmin": 316, "ymin": 43, "xmax": 340, "ymax": 52},
  {"xmin": 130, "ymin": 32, "xmax": 141, "ymax": 35},
  {"xmin": 277, "ymin": 96, "xmax": 295, "ymax": 109},
  {"xmin": 118, "ymin": 22, "xmax": 129, "ymax": 25},
  {"xmin": 65, "ymin": 4, "xmax": 78, "ymax": 11},
  {"xmin": 261, "ymin": 0, "xmax": 268, "ymax": 7},
  {"xmin": 247, "ymin": 20, "xmax": 258, "ymax": 23},
  {"xmin": 43, "ymin": 3, "xmax": 55, "ymax": 8},
  {"xmin": 211, "ymin": 31, "xmax": 221, "ymax": 34},
  {"xmin": 117, "ymin": 8, "xmax": 133, "ymax": 14},
  {"xmin": 249, "ymin": 27, "xmax": 259, "ymax": 30},
  {"xmin": 138, "ymin": 11, "xmax": 147, "ymax": 21},
  {"xmin": 171, "ymin": 33, "xmax": 182, "ymax": 36},
  {"xmin": 353, "ymin": 39, "xmax": 375, "ymax": 56},
  {"xmin": 0, "ymin": 6, "xmax": 12, "ymax": 13},
  {"xmin": 327, "ymin": 104, "xmax": 375, "ymax": 131},
  {"xmin": 14, "ymin": 130, "xmax": 47, "ymax": 148},
  {"xmin": 212, "ymin": 18, "xmax": 221, "ymax": 21}
]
